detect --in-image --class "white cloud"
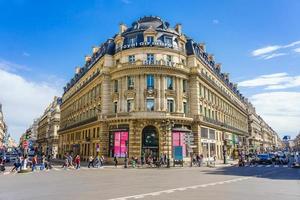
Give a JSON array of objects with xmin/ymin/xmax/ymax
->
[
  {"xmin": 238, "ymin": 72, "xmax": 300, "ymax": 90},
  {"xmin": 294, "ymin": 48, "xmax": 300, "ymax": 53},
  {"xmin": 251, "ymin": 40, "xmax": 300, "ymax": 59},
  {"xmin": 250, "ymin": 92, "xmax": 300, "ymax": 137},
  {"xmin": 212, "ymin": 19, "xmax": 219, "ymax": 24},
  {"xmin": 0, "ymin": 58, "xmax": 31, "ymax": 72},
  {"xmin": 252, "ymin": 45, "xmax": 281, "ymax": 56},
  {"xmin": 262, "ymin": 53, "xmax": 287, "ymax": 60},
  {"xmin": 22, "ymin": 52, "xmax": 30, "ymax": 57},
  {"xmin": 0, "ymin": 69, "xmax": 61, "ymax": 141}
]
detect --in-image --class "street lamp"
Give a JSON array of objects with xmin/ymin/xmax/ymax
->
[{"xmin": 221, "ymin": 125, "xmax": 227, "ymax": 164}]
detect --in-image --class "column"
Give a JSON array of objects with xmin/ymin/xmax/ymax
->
[
  {"xmin": 176, "ymin": 77, "xmax": 180, "ymax": 113},
  {"xmin": 161, "ymin": 76, "xmax": 166, "ymax": 111},
  {"xmin": 155, "ymin": 74, "xmax": 160, "ymax": 111}
]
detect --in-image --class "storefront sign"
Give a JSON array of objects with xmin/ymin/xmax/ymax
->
[
  {"xmin": 122, "ymin": 41, "xmax": 174, "ymax": 50},
  {"xmin": 201, "ymin": 139, "xmax": 216, "ymax": 143}
]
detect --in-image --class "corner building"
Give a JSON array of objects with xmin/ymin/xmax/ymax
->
[{"xmin": 58, "ymin": 16, "xmax": 249, "ymax": 162}]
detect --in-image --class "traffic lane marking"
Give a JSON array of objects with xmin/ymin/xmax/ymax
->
[{"xmin": 107, "ymin": 176, "xmax": 253, "ymax": 200}]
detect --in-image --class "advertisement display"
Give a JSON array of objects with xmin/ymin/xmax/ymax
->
[
  {"xmin": 172, "ymin": 132, "xmax": 186, "ymax": 157},
  {"xmin": 113, "ymin": 132, "xmax": 128, "ymax": 157}
]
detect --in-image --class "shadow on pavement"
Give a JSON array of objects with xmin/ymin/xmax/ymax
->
[{"xmin": 200, "ymin": 165, "xmax": 300, "ymax": 181}]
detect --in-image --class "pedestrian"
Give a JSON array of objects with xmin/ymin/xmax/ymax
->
[
  {"xmin": 196, "ymin": 154, "xmax": 200, "ymax": 167},
  {"xmin": 101, "ymin": 155, "xmax": 105, "ymax": 167},
  {"xmin": 68, "ymin": 154, "xmax": 73, "ymax": 168},
  {"xmin": 62, "ymin": 153, "xmax": 68, "ymax": 168},
  {"xmin": 0, "ymin": 157, "xmax": 5, "ymax": 172},
  {"xmin": 46, "ymin": 154, "xmax": 52, "ymax": 170},
  {"xmin": 114, "ymin": 156, "xmax": 118, "ymax": 167},
  {"xmin": 11, "ymin": 155, "xmax": 22, "ymax": 172},
  {"xmin": 94, "ymin": 155, "xmax": 100, "ymax": 168},
  {"xmin": 40, "ymin": 154, "xmax": 46, "ymax": 170},
  {"xmin": 31, "ymin": 155, "xmax": 38, "ymax": 171},
  {"xmin": 88, "ymin": 156, "xmax": 94, "ymax": 168},
  {"xmin": 75, "ymin": 155, "xmax": 80, "ymax": 169}
]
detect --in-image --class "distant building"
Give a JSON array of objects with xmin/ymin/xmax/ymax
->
[
  {"xmin": 0, "ymin": 103, "xmax": 7, "ymax": 149},
  {"xmin": 36, "ymin": 96, "xmax": 61, "ymax": 158}
]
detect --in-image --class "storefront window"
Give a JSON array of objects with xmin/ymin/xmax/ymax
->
[
  {"xmin": 172, "ymin": 132, "xmax": 186, "ymax": 157},
  {"xmin": 209, "ymin": 129, "xmax": 215, "ymax": 140}
]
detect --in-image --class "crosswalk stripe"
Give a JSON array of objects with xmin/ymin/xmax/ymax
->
[
  {"xmin": 283, "ymin": 165, "xmax": 288, "ymax": 168},
  {"xmin": 266, "ymin": 165, "xmax": 271, "ymax": 167},
  {"xmin": 274, "ymin": 165, "xmax": 279, "ymax": 168},
  {"xmin": 257, "ymin": 165, "xmax": 263, "ymax": 167}
]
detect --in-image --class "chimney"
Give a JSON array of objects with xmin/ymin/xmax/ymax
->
[
  {"xmin": 233, "ymin": 83, "xmax": 238, "ymax": 90},
  {"xmin": 208, "ymin": 54, "xmax": 214, "ymax": 62},
  {"xmin": 175, "ymin": 23, "xmax": 182, "ymax": 35},
  {"xmin": 75, "ymin": 66, "xmax": 81, "ymax": 74},
  {"xmin": 119, "ymin": 23, "xmax": 127, "ymax": 34},
  {"xmin": 224, "ymin": 73, "xmax": 229, "ymax": 81},
  {"xmin": 199, "ymin": 43, "xmax": 206, "ymax": 51},
  {"xmin": 215, "ymin": 63, "xmax": 222, "ymax": 71},
  {"xmin": 85, "ymin": 55, "xmax": 91, "ymax": 62},
  {"xmin": 92, "ymin": 46, "xmax": 99, "ymax": 54}
]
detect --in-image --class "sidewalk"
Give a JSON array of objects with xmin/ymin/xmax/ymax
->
[{"xmin": 52, "ymin": 159, "xmax": 238, "ymax": 169}]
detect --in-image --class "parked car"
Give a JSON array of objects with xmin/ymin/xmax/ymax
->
[{"xmin": 252, "ymin": 154, "xmax": 272, "ymax": 165}]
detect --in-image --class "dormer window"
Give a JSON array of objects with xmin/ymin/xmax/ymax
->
[
  {"xmin": 165, "ymin": 36, "xmax": 172, "ymax": 45},
  {"xmin": 128, "ymin": 36, "xmax": 137, "ymax": 45},
  {"xmin": 147, "ymin": 36, "xmax": 154, "ymax": 43}
]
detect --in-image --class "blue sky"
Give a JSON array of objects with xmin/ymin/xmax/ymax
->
[{"xmin": 0, "ymin": 0, "xmax": 300, "ymax": 140}]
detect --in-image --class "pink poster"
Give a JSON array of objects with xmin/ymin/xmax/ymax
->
[
  {"xmin": 114, "ymin": 131, "xmax": 128, "ymax": 157},
  {"xmin": 172, "ymin": 132, "xmax": 186, "ymax": 157}
]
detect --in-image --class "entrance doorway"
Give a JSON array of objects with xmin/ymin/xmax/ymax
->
[{"xmin": 142, "ymin": 126, "xmax": 159, "ymax": 160}]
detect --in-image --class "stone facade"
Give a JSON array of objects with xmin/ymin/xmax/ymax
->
[
  {"xmin": 247, "ymin": 102, "xmax": 281, "ymax": 153},
  {"xmin": 0, "ymin": 103, "xmax": 7, "ymax": 148},
  {"xmin": 36, "ymin": 96, "xmax": 61, "ymax": 158},
  {"xmin": 58, "ymin": 16, "xmax": 277, "ymax": 162}
]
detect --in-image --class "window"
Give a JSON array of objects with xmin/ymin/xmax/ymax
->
[
  {"xmin": 147, "ymin": 36, "xmax": 154, "ymax": 43},
  {"xmin": 165, "ymin": 36, "xmax": 172, "ymax": 45},
  {"xmin": 147, "ymin": 74, "xmax": 154, "ymax": 89},
  {"xmin": 183, "ymin": 80, "xmax": 187, "ymax": 92},
  {"xmin": 166, "ymin": 55, "xmax": 172, "ymax": 64},
  {"xmin": 127, "ymin": 99, "xmax": 134, "ymax": 112},
  {"xmin": 183, "ymin": 102, "xmax": 187, "ymax": 114},
  {"xmin": 114, "ymin": 80, "xmax": 118, "ymax": 93},
  {"xmin": 209, "ymin": 129, "xmax": 216, "ymax": 140},
  {"xmin": 166, "ymin": 76, "xmax": 173, "ymax": 90},
  {"xmin": 200, "ymin": 105, "xmax": 203, "ymax": 114},
  {"xmin": 127, "ymin": 76, "xmax": 134, "ymax": 90},
  {"xmin": 128, "ymin": 37, "xmax": 136, "ymax": 44},
  {"xmin": 167, "ymin": 99, "xmax": 174, "ymax": 112},
  {"xmin": 128, "ymin": 55, "xmax": 135, "ymax": 63},
  {"xmin": 201, "ymin": 127, "xmax": 208, "ymax": 138},
  {"xmin": 147, "ymin": 54, "xmax": 155, "ymax": 64},
  {"xmin": 146, "ymin": 99, "xmax": 154, "ymax": 111},
  {"xmin": 114, "ymin": 102, "xmax": 118, "ymax": 113}
]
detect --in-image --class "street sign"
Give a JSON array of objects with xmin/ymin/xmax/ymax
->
[
  {"xmin": 23, "ymin": 140, "xmax": 29, "ymax": 149},
  {"xmin": 96, "ymin": 143, "xmax": 100, "ymax": 152}
]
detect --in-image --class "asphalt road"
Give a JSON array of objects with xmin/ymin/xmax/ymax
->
[{"xmin": 0, "ymin": 165, "xmax": 299, "ymax": 200}]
